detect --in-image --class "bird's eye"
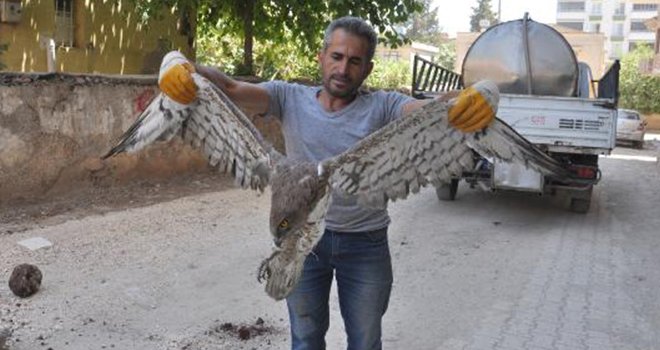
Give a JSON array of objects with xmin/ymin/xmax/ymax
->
[{"xmin": 278, "ymin": 219, "xmax": 289, "ymax": 229}]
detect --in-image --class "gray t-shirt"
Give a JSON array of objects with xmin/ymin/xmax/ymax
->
[{"xmin": 260, "ymin": 81, "xmax": 413, "ymax": 232}]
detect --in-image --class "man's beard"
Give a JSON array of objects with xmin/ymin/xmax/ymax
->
[{"xmin": 324, "ymin": 74, "xmax": 362, "ymax": 98}]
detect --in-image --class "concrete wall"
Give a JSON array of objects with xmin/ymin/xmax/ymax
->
[{"xmin": 0, "ymin": 73, "xmax": 283, "ymax": 204}]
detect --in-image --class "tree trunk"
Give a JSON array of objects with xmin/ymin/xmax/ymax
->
[
  {"xmin": 241, "ymin": 0, "xmax": 255, "ymax": 75},
  {"xmin": 179, "ymin": 5, "xmax": 196, "ymax": 57}
]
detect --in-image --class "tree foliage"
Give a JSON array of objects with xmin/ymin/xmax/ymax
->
[
  {"xmin": 406, "ymin": 0, "xmax": 440, "ymax": 44},
  {"xmin": 436, "ymin": 41, "xmax": 456, "ymax": 71},
  {"xmin": 196, "ymin": 24, "xmax": 319, "ymax": 81},
  {"xmin": 469, "ymin": 0, "xmax": 498, "ymax": 32},
  {"xmin": 365, "ymin": 57, "xmax": 411, "ymax": 90},
  {"xmin": 619, "ymin": 45, "xmax": 660, "ymax": 114},
  {"xmin": 404, "ymin": 0, "xmax": 455, "ymax": 71},
  {"xmin": 130, "ymin": 0, "xmax": 423, "ymax": 75}
]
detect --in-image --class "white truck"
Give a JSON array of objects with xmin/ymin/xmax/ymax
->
[{"xmin": 412, "ymin": 15, "xmax": 619, "ymax": 213}]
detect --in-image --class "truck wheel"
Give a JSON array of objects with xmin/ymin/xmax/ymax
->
[{"xmin": 436, "ymin": 179, "xmax": 459, "ymax": 201}]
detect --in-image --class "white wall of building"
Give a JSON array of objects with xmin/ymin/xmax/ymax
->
[{"xmin": 557, "ymin": 0, "xmax": 658, "ymax": 60}]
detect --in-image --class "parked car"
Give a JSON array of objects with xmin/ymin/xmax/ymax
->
[{"xmin": 616, "ymin": 108, "xmax": 646, "ymax": 149}]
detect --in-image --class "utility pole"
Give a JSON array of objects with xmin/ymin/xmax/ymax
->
[{"xmin": 498, "ymin": 0, "xmax": 502, "ymax": 22}]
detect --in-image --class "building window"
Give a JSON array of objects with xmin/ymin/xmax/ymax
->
[
  {"xmin": 558, "ymin": 21, "xmax": 584, "ymax": 31},
  {"xmin": 612, "ymin": 22, "xmax": 624, "ymax": 37},
  {"xmin": 590, "ymin": 2, "xmax": 602, "ymax": 15},
  {"xmin": 632, "ymin": 3, "xmax": 658, "ymax": 12},
  {"xmin": 630, "ymin": 20, "xmax": 650, "ymax": 32},
  {"xmin": 611, "ymin": 43, "xmax": 623, "ymax": 58},
  {"xmin": 55, "ymin": 0, "xmax": 74, "ymax": 47},
  {"xmin": 613, "ymin": 3, "xmax": 626, "ymax": 15},
  {"xmin": 589, "ymin": 22, "xmax": 601, "ymax": 33},
  {"xmin": 557, "ymin": 2, "xmax": 585, "ymax": 12}
]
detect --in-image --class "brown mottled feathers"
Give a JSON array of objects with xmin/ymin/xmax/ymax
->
[
  {"xmin": 103, "ymin": 76, "xmax": 575, "ymax": 300},
  {"xmin": 103, "ymin": 74, "xmax": 275, "ymax": 191},
  {"xmin": 323, "ymin": 100, "xmax": 574, "ymax": 208}
]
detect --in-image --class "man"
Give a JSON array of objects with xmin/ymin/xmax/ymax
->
[{"xmin": 159, "ymin": 16, "xmax": 494, "ymax": 350}]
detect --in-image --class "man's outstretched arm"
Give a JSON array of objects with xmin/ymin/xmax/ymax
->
[
  {"xmin": 194, "ymin": 64, "xmax": 271, "ymax": 117},
  {"xmin": 158, "ymin": 51, "xmax": 270, "ymax": 117}
]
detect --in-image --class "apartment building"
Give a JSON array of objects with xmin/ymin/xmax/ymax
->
[{"xmin": 557, "ymin": 0, "xmax": 659, "ymax": 60}]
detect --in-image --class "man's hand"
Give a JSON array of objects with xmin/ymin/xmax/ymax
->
[
  {"xmin": 448, "ymin": 80, "xmax": 499, "ymax": 132},
  {"xmin": 158, "ymin": 51, "xmax": 197, "ymax": 105}
]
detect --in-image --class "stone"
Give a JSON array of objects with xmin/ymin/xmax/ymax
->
[
  {"xmin": 17, "ymin": 237, "xmax": 53, "ymax": 251},
  {"xmin": 8, "ymin": 264, "xmax": 43, "ymax": 298}
]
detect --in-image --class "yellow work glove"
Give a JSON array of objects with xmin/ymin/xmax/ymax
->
[
  {"xmin": 158, "ymin": 51, "xmax": 197, "ymax": 105},
  {"xmin": 448, "ymin": 80, "xmax": 499, "ymax": 132}
]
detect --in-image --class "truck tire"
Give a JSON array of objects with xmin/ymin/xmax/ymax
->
[{"xmin": 436, "ymin": 179, "xmax": 459, "ymax": 201}]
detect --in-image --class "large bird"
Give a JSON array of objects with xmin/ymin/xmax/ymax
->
[{"xmin": 103, "ymin": 67, "xmax": 574, "ymax": 301}]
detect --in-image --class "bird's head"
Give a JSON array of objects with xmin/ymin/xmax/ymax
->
[{"xmin": 269, "ymin": 161, "xmax": 328, "ymax": 247}]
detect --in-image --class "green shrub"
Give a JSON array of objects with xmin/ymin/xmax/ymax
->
[
  {"xmin": 196, "ymin": 25, "xmax": 412, "ymax": 90},
  {"xmin": 619, "ymin": 46, "xmax": 660, "ymax": 114},
  {"xmin": 365, "ymin": 57, "xmax": 411, "ymax": 90},
  {"xmin": 196, "ymin": 24, "xmax": 318, "ymax": 81}
]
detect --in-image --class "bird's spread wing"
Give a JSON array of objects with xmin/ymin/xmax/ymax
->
[
  {"xmin": 323, "ymin": 99, "xmax": 575, "ymax": 207},
  {"xmin": 103, "ymin": 74, "xmax": 274, "ymax": 191}
]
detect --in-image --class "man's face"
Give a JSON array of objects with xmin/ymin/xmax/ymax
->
[{"xmin": 318, "ymin": 29, "xmax": 374, "ymax": 99}]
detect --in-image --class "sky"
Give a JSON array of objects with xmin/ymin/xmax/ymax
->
[{"xmin": 432, "ymin": 0, "xmax": 558, "ymax": 37}]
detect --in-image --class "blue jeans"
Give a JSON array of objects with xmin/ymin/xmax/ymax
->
[{"xmin": 286, "ymin": 227, "xmax": 393, "ymax": 350}]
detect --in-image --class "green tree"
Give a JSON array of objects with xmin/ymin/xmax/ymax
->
[
  {"xmin": 407, "ymin": 0, "xmax": 440, "ymax": 44},
  {"xmin": 469, "ymin": 0, "xmax": 498, "ymax": 32},
  {"xmin": 405, "ymin": 0, "xmax": 455, "ymax": 71},
  {"xmin": 131, "ymin": 0, "xmax": 423, "ymax": 75},
  {"xmin": 436, "ymin": 41, "xmax": 456, "ymax": 71},
  {"xmin": 619, "ymin": 45, "xmax": 660, "ymax": 113}
]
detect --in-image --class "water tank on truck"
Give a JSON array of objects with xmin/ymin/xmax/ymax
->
[{"xmin": 461, "ymin": 14, "xmax": 579, "ymax": 97}]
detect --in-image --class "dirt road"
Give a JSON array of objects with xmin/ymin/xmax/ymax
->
[{"xmin": 1, "ymin": 140, "xmax": 659, "ymax": 350}]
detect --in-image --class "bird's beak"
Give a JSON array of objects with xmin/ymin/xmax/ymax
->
[{"xmin": 273, "ymin": 236, "xmax": 283, "ymax": 248}]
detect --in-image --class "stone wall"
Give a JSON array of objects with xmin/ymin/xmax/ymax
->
[{"xmin": 0, "ymin": 73, "xmax": 283, "ymax": 204}]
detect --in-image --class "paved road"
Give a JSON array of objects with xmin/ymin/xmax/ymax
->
[
  {"xmin": 383, "ymin": 144, "xmax": 660, "ymax": 350},
  {"xmin": 1, "ymin": 142, "xmax": 659, "ymax": 350}
]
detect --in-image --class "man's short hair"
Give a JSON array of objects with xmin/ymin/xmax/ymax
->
[{"xmin": 323, "ymin": 16, "xmax": 378, "ymax": 62}]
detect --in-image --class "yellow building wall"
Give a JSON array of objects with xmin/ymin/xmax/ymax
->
[{"xmin": 0, "ymin": 0, "xmax": 193, "ymax": 74}]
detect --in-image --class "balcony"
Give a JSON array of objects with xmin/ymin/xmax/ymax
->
[{"xmin": 628, "ymin": 31, "xmax": 656, "ymax": 41}]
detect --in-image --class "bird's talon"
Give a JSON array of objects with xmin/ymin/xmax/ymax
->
[
  {"xmin": 257, "ymin": 250, "xmax": 280, "ymax": 283},
  {"xmin": 257, "ymin": 259, "xmax": 270, "ymax": 283}
]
